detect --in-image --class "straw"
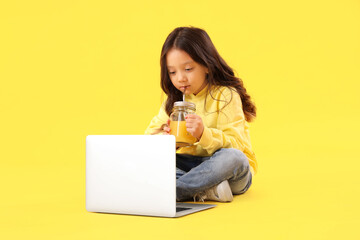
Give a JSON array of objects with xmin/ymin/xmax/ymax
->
[{"xmin": 183, "ymin": 87, "xmax": 186, "ymax": 101}]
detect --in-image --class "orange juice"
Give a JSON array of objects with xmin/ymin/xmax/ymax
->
[{"xmin": 170, "ymin": 120, "xmax": 197, "ymax": 146}]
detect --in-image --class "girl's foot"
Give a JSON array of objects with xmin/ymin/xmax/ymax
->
[{"xmin": 193, "ymin": 180, "xmax": 233, "ymax": 202}]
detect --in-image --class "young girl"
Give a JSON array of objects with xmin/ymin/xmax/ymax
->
[{"xmin": 145, "ymin": 26, "xmax": 257, "ymax": 202}]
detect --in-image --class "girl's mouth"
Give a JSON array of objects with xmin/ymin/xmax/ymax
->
[{"xmin": 180, "ymin": 86, "xmax": 190, "ymax": 92}]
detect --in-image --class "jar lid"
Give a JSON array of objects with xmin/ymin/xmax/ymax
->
[{"xmin": 173, "ymin": 101, "xmax": 196, "ymax": 110}]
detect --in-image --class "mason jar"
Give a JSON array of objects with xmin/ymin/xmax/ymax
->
[{"xmin": 169, "ymin": 101, "xmax": 197, "ymax": 147}]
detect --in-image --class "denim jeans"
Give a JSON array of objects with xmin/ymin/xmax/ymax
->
[{"xmin": 176, "ymin": 148, "xmax": 252, "ymax": 201}]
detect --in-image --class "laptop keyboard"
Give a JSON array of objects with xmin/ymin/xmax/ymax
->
[{"xmin": 176, "ymin": 207, "xmax": 191, "ymax": 212}]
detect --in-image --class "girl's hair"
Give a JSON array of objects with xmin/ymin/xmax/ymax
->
[{"xmin": 160, "ymin": 26, "xmax": 256, "ymax": 122}]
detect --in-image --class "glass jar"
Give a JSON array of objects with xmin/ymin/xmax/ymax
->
[{"xmin": 169, "ymin": 101, "xmax": 197, "ymax": 147}]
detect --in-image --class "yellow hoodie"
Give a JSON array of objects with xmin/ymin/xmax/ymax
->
[{"xmin": 145, "ymin": 85, "xmax": 257, "ymax": 175}]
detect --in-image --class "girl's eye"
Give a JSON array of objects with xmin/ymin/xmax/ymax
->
[
  {"xmin": 185, "ymin": 68, "xmax": 192, "ymax": 71},
  {"xmin": 169, "ymin": 72, "xmax": 175, "ymax": 75}
]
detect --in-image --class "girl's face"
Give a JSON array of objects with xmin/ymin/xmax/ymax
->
[{"xmin": 166, "ymin": 48, "xmax": 209, "ymax": 95}]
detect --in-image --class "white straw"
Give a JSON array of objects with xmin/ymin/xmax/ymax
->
[{"xmin": 183, "ymin": 87, "xmax": 186, "ymax": 101}]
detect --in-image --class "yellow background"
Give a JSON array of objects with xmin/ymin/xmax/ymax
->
[{"xmin": 1, "ymin": 0, "xmax": 359, "ymax": 239}]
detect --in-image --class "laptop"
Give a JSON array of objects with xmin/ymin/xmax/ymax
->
[{"xmin": 86, "ymin": 135, "xmax": 216, "ymax": 217}]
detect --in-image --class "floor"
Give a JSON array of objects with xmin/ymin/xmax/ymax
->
[{"xmin": 1, "ymin": 144, "xmax": 359, "ymax": 240}]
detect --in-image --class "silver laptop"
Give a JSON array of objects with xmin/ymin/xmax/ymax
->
[{"xmin": 86, "ymin": 135, "xmax": 215, "ymax": 217}]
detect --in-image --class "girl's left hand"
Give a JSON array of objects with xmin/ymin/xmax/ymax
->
[{"xmin": 185, "ymin": 114, "xmax": 204, "ymax": 141}]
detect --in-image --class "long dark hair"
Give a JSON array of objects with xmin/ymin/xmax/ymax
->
[{"xmin": 160, "ymin": 26, "xmax": 256, "ymax": 122}]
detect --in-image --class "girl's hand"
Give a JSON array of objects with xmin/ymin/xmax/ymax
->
[
  {"xmin": 159, "ymin": 120, "xmax": 180, "ymax": 151},
  {"xmin": 162, "ymin": 119, "xmax": 171, "ymax": 135},
  {"xmin": 185, "ymin": 114, "xmax": 204, "ymax": 141},
  {"xmin": 151, "ymin": 119, "xmax": 171, "ymax": 135}
]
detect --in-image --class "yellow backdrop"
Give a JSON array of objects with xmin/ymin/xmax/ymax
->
[{"xmin": 1, "ymin": 0, "xmax": 359, "ymax": 239}]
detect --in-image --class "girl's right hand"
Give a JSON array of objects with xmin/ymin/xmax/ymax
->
[
  {"xmin": 164, "ymin": 120, "xmax": 181, "ymax": 150},
  {"xmin": 162, "ymin": 119, "xmax": 171, "ymax": 135}
]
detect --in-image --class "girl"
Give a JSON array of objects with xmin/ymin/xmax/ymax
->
[{"xmin": 145, "ymin": 26, "xmax": 257, "ymax": 202}]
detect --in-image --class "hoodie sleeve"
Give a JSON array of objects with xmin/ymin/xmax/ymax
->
[
  {"xmin": 144, "ymin": 100, "xmax": 170, "ymax": 135},
  {"xmin": 197, "ymin": 87, "xmax": 250, "ymax": 155}
]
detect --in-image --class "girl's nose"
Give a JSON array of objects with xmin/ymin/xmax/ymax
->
[{"xmin": 177, "ymin": 72, "xmax": 187, "ymax": 82}]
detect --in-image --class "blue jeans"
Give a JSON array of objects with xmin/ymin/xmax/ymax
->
[{"xmin": 176, "ymin": 148, "xmax": 252, "ymax": 201}]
